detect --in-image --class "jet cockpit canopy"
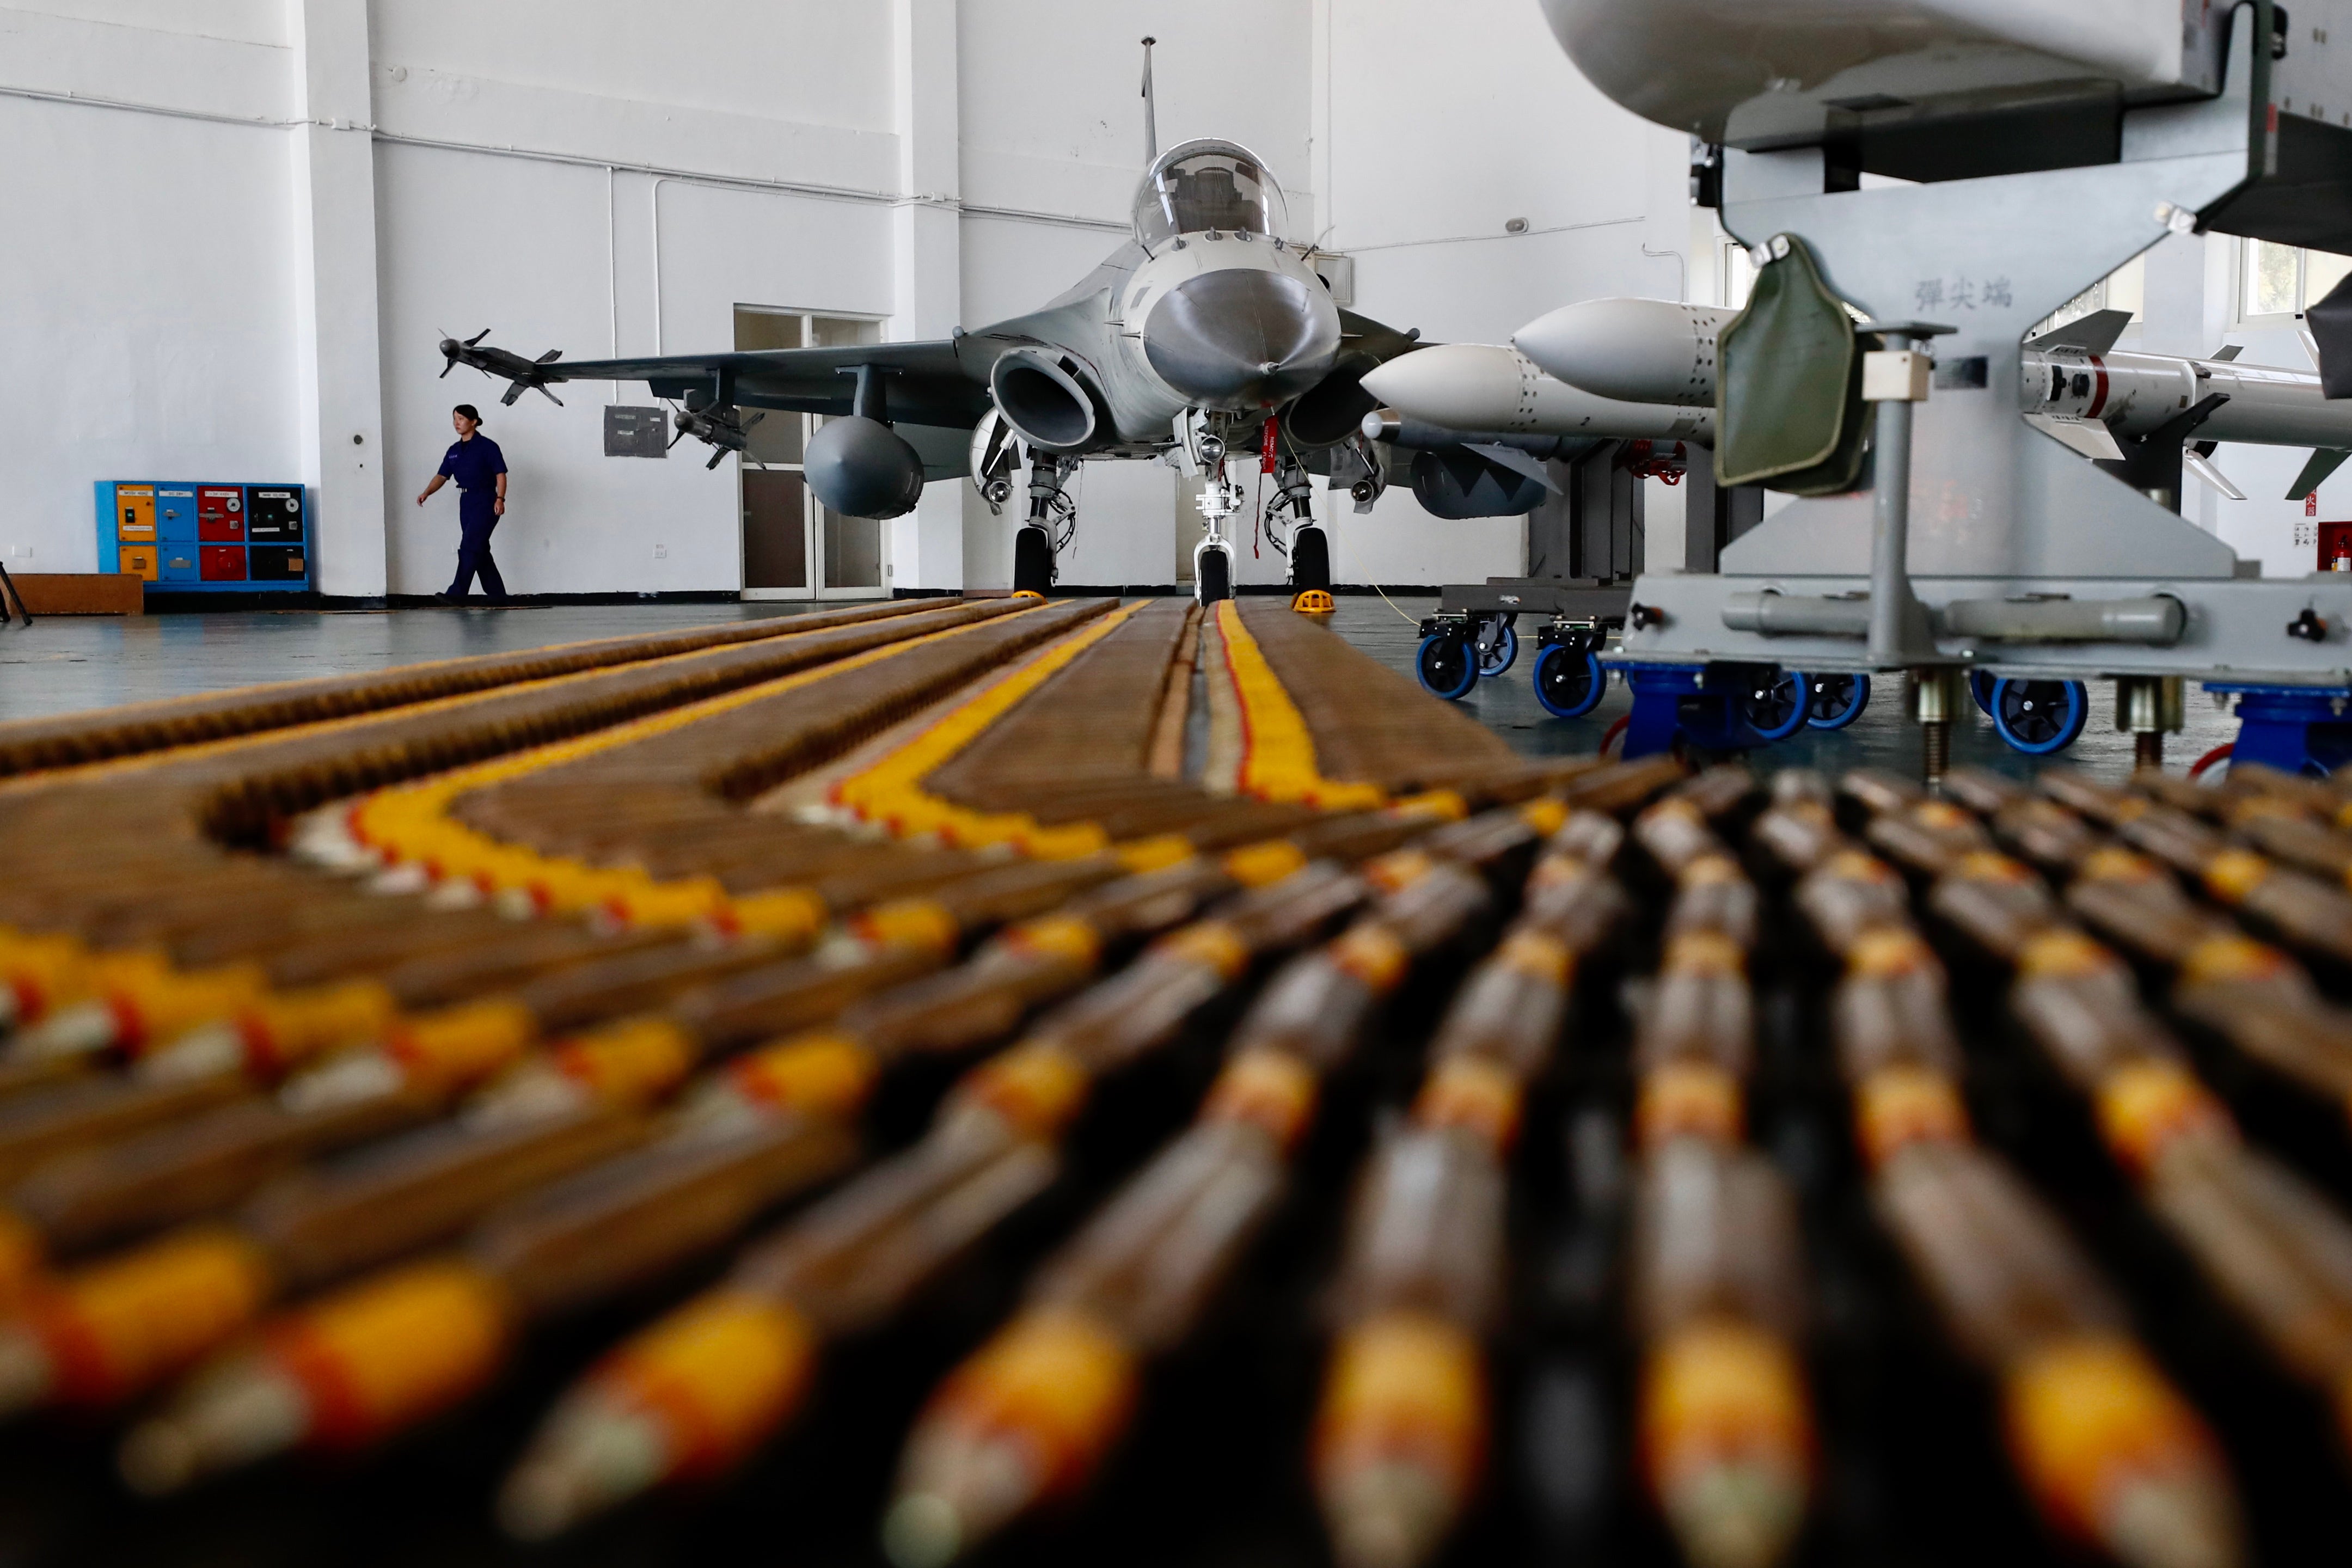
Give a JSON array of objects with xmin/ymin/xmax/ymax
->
[{"xmin": 1133, "ymin": 140, "xmax": 1289, "ymax": 247}]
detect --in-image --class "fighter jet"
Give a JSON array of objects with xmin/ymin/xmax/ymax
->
[{"xmin": 440, "ymin": 43, "xmax": 1430, "ymax": 603}]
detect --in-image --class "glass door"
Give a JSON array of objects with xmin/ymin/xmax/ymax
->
[{"xmin": 736, "ymin": 307, "xmax": 890, "ymax": 601}]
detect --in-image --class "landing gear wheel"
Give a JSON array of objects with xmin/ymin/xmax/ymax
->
[
  {"xmin": 1990, "ymin": 677, "xmax": 2089, "ymax": 755},
  {"xmin": 1290, "ymin": 526, "xmax": 1332, "ymax": 592},
  {"xmin": 1969, "ymin": 669, "xmax": 1998, "ymax": 716},
  {"xmin": 1195, "ymin": 543, "xmax": 1232, "ymax": 605},
  {"xmin": 1532, "ymin": 644, "xmax": 1606, "ymax": 719},
  {"xmin": 1477, "ymin": 621, "xmax": 1520, "ymax": 678},
  {"xmin": 1416, "ymin": 634, "xmax": 1478, "ymax": 701},
  {"xmin": 1804, "ymin": 672, "xmax": 1871, "ymax": 730},
  {"xmin": 1012, "ymin": 526, "xmax": 1053, "ymax": 598},
  {"xmin": 1736, "ymin": 667, "xmax": 1810, "ymax": 743}
]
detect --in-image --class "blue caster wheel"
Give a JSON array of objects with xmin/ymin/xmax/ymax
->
[
  {"xmin": 1416, "ymin": 633, "xmax": 1478, "ymax": 701},
  {"xmin": 1533, "ymin": 644, "xmax": 1607, "ymax": 719},
  {"xmin": 1736, "ymin": 667, "xmax": 1810, "ymax": 743},
  {"xmin": 1805, "ymin": 672, "xmax": 1871, "ymax": 730},
  {"xmin": 1477, "ymin": 622, "xmax": 1519, "ymax": 678},
  {"xmin": 1969, "ymin": 669, "xmax": 1998, "ymax": 716},
  {"xmin": 1990, "ymin": 677, "xmax": 2088, "ymax": 754}
]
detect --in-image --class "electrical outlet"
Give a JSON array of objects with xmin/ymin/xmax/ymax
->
[{"xmin": 653, "ymin": 544, "xmax": 667, "ymax": 559}]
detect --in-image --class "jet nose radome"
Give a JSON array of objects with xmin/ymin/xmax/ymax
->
[{"xmin": 1143, "ymin": 269, "xmax": 1339, "ymax": 407}]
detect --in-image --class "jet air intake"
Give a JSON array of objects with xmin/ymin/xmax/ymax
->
[
  {"xmin": 988, "ymin": 350, "xmax": 1104, "ymax": 454},
  {"xmin": 1143, "ymin": 270, "xmax": 1338, "ymax": 407}
]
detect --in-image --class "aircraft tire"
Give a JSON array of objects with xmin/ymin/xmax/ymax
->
[
  {"xmin": 1291, "ymin": 527, "xmax": 1332, "ymax": 592},
  {"xmin": 1013, "ymin": 526, "xmax": 1054, "ymax": 597},
  {"xmin": 1197, "ymin": 546, "xmax": 1232, "ymax": 604}
]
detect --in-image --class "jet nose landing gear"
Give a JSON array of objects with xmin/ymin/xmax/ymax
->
[{"xmin": 1192, "ymin": 463, "xmax": 1244, "ymax": 605}]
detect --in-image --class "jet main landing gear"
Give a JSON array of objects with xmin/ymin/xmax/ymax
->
[
  {"xmin": 1010, "ymin": 454, "xmax": 1076, "ymax": 598},
  {"xmin": 1270, "ymin": 455, "xmax": 1332, "ymax": 611}
]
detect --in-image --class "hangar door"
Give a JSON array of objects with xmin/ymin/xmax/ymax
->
[{"xmin": 736, "ymin": 307, "xmax": 888, "ymax": 601}]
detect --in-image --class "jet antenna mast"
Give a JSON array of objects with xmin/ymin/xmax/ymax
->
[{"xmin": 1140, "ymin": 36, "xmax": 1158, "ymax": 164}]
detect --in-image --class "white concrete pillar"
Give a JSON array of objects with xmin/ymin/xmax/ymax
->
[
  {"xmin": 889, "ymin": 0, "xmax": 964, "ymax": 592},
  {"xmin": 287, "ymin": 0, "xmax": 387, "ymax": 597}
]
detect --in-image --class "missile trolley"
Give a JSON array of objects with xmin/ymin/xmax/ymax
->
[{"xmin": 1398, "ymin": 0, "xmax": 2352, "ymax": 775}]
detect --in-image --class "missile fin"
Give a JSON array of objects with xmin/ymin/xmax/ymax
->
[
  {"xmin": 2025, "ymin": 309, "xmax": 2133, "ymax": 356},
  {"xmin": 2025, "ymin": 413, "xmax": 2125, "ymax": 462},
  {"xmin": 1461, "ymin": 442, "xmax": 1564, "ymax": 493},
  {"xmin": 2181, "ymin": 450, "xmax": 2246, "ymax": 501},
  {"xmin": 2286, "ymin": 448, "xmax": 2352, "ymax": 501}
]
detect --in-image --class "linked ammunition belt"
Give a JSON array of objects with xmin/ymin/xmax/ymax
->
[{"xmin": 19, "ymin": 593, "xmax": 2352, "ymax": 1567}]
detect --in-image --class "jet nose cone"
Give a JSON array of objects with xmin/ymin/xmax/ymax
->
[{"xmin": 1143, "ymin": 268, "xmax": 1339, "ymax": 407}]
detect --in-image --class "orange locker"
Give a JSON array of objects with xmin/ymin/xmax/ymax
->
[
  {"xmin": 118, "ymin": 544, "xmax": 159, "ymax": 581},
  {"xmin": 116, "ymin": 486, "xmax": 155, "ymax": 542}
]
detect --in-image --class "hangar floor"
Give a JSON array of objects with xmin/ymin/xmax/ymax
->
[{"xmin": 0, "ymin": 594, "xmax": 2241, "ymax": 777}]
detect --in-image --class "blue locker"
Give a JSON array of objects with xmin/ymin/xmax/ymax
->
[{"xmin": 155, "ymin": 486, "xmax": 199, "ymax": 541}]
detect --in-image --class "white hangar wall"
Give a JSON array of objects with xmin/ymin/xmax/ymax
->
[{"xmin": 0, "ymin": 0, "xmax": 1705, "ymax": 595}]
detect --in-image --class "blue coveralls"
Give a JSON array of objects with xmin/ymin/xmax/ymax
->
[{"xmin": 439, "ymin": 433, "xmax": 510, "ymax": 598}]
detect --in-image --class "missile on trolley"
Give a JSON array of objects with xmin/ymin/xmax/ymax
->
[
  {"xmin": 1515, "ymin": 298, "xmax": 1726, "ymax": 409},
  {"xmin": 1358, "ymin": 342, "xmax": 1713, "ymax": 444},
  {"xmin": 1517, "ymin": 297, "xmax": 2352, "ymax": 500}
]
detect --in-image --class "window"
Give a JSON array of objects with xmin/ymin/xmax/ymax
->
[
  {"xmin": 2031, "ymin": 255, "xmax": 2146, "ymax": 337},
  {"xmin": 2240, "ymin": 239, "xmax": 2352, "ymax": 321},
  {"xmin": 734, "ymin": 307, "xmax": 887, "ymax": 600}
]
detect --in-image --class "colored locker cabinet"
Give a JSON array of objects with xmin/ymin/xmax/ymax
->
[
  {"xmin": 248, "ymin": 545, "xmax": 305, "ymax": 581},
  {"xmin": 118, "ymin": 544, "xmax": 159, "ymax": 582},
  {"xmin": 198, "ymin": 487, "xmax": 245, "ymax": 542},
  {"xmin": 199, "ymin": 546, "xmax": 247, "ymax": 581},
  {"xmin": 155, "ymin": 488, "xmax": 198, "ymax": 541},
  {"xmin": 246, "ymin": 486, "xmax": 304, "ymax": 542},
  {"xmin": 157, "ymin": 544, "xmax": 201, "ymax": 583},
  {"xmin": 116, "ymin": 485, "xmax": 156, "ymax": 542}
]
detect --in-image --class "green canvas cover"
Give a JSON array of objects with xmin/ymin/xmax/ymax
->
[{"xmin": 1715, "ymin": 234, "xmax": 1870, "ymax": 495}]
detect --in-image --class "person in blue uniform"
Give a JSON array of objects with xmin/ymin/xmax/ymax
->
[{"xmin": 415, "ymin": 404, "xmax": 511, "ymax": 600}]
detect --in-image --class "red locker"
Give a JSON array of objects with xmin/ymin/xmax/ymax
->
[
  {"xmin": 199, "ymin": 545, "xmax": 248, "ymax": 581},
  {"xmin": 198, "ymin": 487, "xmax": 244, "ymax": 542},
  {"xmin": 2321, "ymin": 521, "xmax": 2352, "ymax": 573}
]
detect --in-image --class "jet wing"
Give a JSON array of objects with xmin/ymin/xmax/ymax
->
[
  {"xmin": 1337, "ymin": 308, "xmax": 1424, "ymax": 364},
  {"xmin": 442, "ymin": 334, "xmax": 1003, "ymax": 428}
]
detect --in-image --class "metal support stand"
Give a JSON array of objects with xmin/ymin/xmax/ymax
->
[
  {"xmin": 1908, "ymin": 668, "xmax": 1968, "ymax": 790},
  {"xmin": 1862, "ymin": 326, "xmax": 1945, "ymax": 669},
  {"xmin": 2116, "ymin": 675, "xmax": 2184, "ymax": 772}
]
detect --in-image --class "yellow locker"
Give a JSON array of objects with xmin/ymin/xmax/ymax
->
[{"xmin": 118, "ymin": 544, "xmax": 159, "ymax": 581}]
